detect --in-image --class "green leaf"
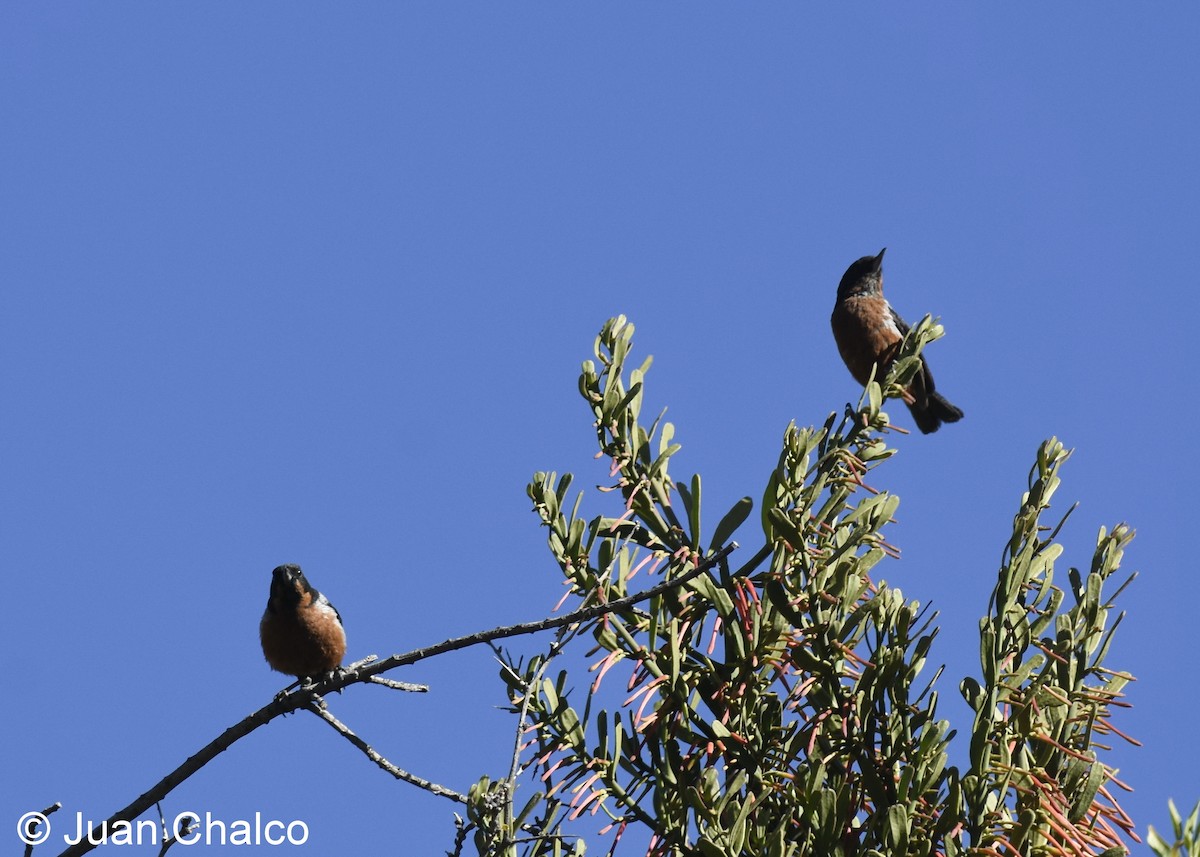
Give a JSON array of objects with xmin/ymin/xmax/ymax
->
[
  {"xmin": 659, "ymin": 421, "xmax": 675, "ymax": 457},
  {"xmin": 766, "ymin": 507, "xmax": 805, "ymax": 551},
  {"xmin": 959, "ymin": 676, "xmax": 982, "ymax": 710},
  {"xmin": 1182, "ymin": 797, "xmax": 1200, "ymax": 839},
  {"xmin": 513, "ymin": 792, "xmax": 545, "ymax": 828},
  {"xmin": 1068, "ymin": 760, "xmax": 1105, "ymax": 823},
  {"xmin": 688, "ymin": 473, "xmax": 702, "ymax": 548},
  {"xmin": 541, "ymin": 678, "xmax": 559, "ymax": 711},
  {"xmin": 710, "ymin": 496, "xmax": 753, "ymax": 551},
  {"xmin": 1144, "ymin": 827, "xmax": 1171, "ymax": 857},
  {"xmin": 765, "ymin": 578, "xmax": 807, "ymax": 627},
  {"xmin": 886, "ymin": 803, "xmax": 910, "ymax": 852},
  {"xmin": 688, "ymin": 570, "xmax": 735, "ymax": 618},
  {"xmin": 867, "ymin": 379, "xmax": 882, "ymax": 413}
]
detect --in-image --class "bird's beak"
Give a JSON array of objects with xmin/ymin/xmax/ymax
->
[{"xmin": 873, "ymin": 247, "xmax": 886, "ymax": 270}]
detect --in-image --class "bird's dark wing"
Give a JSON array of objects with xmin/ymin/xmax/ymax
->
[
  {"xmin": 916, "ymin": 357, "xmax": 936, "ymax": 395},
  {"xmin": 888, "ymin": 303, "xmax": 937, "ymax": 404},
  {"xmin": 887, "ymin": 303, "xmax": 937, "ymax": 394}
]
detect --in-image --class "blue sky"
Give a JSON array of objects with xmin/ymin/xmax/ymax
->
[{"xmin": 3, "ymin": 5, "xmax": 1196, "ymax": 854}]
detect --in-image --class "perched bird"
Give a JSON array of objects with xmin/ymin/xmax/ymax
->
[
  {"xmin": 260, "ymin": 564, "xmax": 346, "ymax": 678},
  {"xmin": 830, "ymin": 248, "xmax": 963, "ymax": 434}
]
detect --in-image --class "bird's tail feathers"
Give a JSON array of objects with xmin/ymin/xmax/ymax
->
[{"xmin": 909, "ymin": 392, "xmax": 964, "ymax": 434}]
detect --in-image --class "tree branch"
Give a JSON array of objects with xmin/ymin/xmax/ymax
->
[
  {"xmin": 336, "ymin": 541, "xmax": 738, "ymax": 690},
  {"xmin": 305, "ymin": 698, "xmax": 467, "ymax": 802},
  {"xmin": 52, "ymin": 541, "xmax": 738, "ymax": 857},
  {"xmin": 24, "ymin": 802, "xmax": 60, "ymax": 857}
]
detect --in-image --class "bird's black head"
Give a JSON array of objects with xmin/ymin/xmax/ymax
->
[
  {"xmin": 268, "ymin": 563, "xmax": 314, "ymax": 609},
  {"xmin": 836, "ymin": 248, "xmax": 886, "ymax": 301}
]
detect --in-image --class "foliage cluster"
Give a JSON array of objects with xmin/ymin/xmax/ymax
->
[{"xmin": 465, "ymin": 316, "xmax": 1137, "ymax": 857}]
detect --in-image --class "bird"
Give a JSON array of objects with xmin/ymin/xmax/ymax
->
[
  {"xmin": 260, "ymin": 564, "xmax": 346, "ymax": 678},
  {"xmin": 830, "ymin": 248, "xmax": 963, "ymax": 434}
]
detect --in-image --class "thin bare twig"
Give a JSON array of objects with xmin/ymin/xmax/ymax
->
[
  {"xmin": 367, "ymin": 675, "xmax": 428, "ymax": 692},
  {"xmin": 23, "ymin": 802, "xmax": 60, "ymax": 857},
  {"xmin": 154, "ymin": 802, "xmax": 193, "ymax": 857},
  {"xmin": 506, "ymin": 627, "xmax": 575, "ymax": 788},
  {"xmin": 335, "ymin": 542, "xmax": 738, "ymax": 692},
  {"xmin": 305, "ymin": 698, "xmax": 467, "ymax": 802},
  {"xmin": 488, "ymin": 623, "xmax": 579, "ymax": 853},
  {"xmin": 450, "ymin": 814, "xmax": 471, "ymax": 857}
]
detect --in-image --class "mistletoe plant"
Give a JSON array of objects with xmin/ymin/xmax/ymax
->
[{"xmin": 461, "ymin": 315, "xmax": 1136, "ymax": 857}]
